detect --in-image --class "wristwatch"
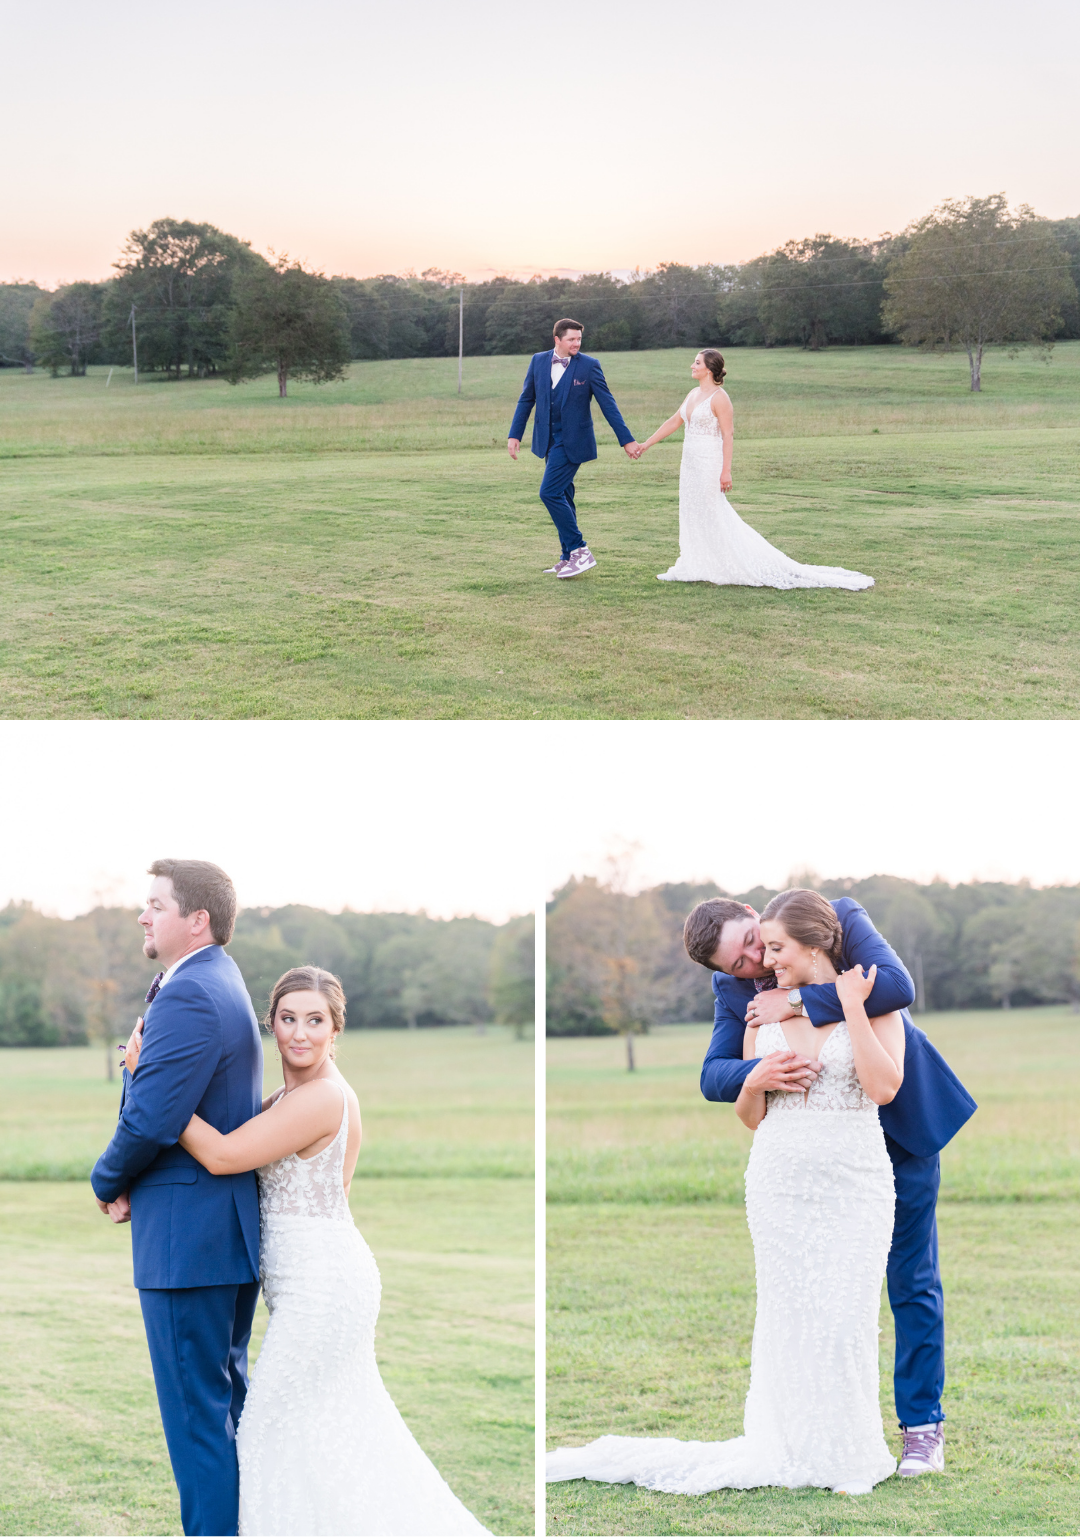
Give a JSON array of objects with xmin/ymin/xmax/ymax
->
[{"xmin": 787, "ymin": 988, "xmax": 805, "ymax": 1016}]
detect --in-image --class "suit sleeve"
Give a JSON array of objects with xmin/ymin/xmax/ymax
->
[
  {"xmin": 589, "ymin": 361, "xmax": 634, "ymax": 447},
  {"xmin": 801, "ymin": 902, "xmax": 916, "ymax": 1027},
  {"xmin": 90, "ymin": 979, "xmax": 222, "ymax": 1202},
  {"xmin": 509, "ymin": 358, "xmax": 537, "ymax": 441},
  {"xmin": 700, "ymin": 976, "xmax": 757, "ymax": 1102}
]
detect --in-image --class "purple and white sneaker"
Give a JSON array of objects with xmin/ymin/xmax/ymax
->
[
  {"xmin": 898, "ymin": 1423, "xmax": 945, "ymax": 1477},
  {"xmin": 543, "ymin": 556, "xmax": 567, "ymax": 574},
  {"xmin": 556, "ymin": 545, "xmax": 597, "ymax": 578}
]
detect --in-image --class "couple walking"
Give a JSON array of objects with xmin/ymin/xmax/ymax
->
[
  {"xmin": 509, "ymin": 318, "xmax": 874, "ymax": 588},
  {"xmin": 548, "ymin": 888, "xmax": 976, "ymax": 1496},
  {"xmin": 91, "ymin": 860, "xmax": 489, "ymax": 1537}
]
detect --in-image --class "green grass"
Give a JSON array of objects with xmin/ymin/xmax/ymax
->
[
  {"xmin": 546, "ymin": 1010, "xmax": 1080, "ymax": 1535},
  {"xmin": 2, "ymin": 345, "xmax": 1079, "ymax": 719},
  {"xmin": 0, "ymin": 1028, "xmax": 534, "ymax": 1536}
]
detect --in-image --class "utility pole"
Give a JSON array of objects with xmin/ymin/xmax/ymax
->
[
  {"xmin": 457, "ymin": 286, "xmax": 463, "ymax": 395},
  {"xmin": 129, "ymin": 304, "xmax": 138, "ymax": 384}
]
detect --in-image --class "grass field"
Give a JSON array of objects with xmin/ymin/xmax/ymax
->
[
  {"xmin": 3, "ymin": 344, "xmax": 1079, "ymax": 719},
  {"xmin": 0, "ymin": 1028, "xmax": 534, "ymax": 1537},
  {"xmin": 546, "ymin": 1010, "xmax": 1080, "ymax": 1535}
]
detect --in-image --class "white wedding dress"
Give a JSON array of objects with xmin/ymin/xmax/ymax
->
[
  {"xmin": 237, "ymin": 1083, "xmax": 491, "ymax": 1536},
  {"xmin": 656, "ymin": 392, "xmax": 875, "ymax": 590},
  {"xmin": 546, "ymin": 1020, "xmax": 897, "ymax": 1495}
]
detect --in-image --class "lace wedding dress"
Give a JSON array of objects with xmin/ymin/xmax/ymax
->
[
  {"xmin": 237, "ymin": 1083, "xmax": 491, "ymax": 1536},
  {"xmin": 656, "ymin": 392, "xmax": 875, "ymax": 590},
  {"xmin": 546, "ymin": 1020, "xmax": 897, "ymax": 1495}
]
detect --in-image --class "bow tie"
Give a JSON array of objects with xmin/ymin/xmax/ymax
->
[
  {"xmin": 145, "ymin": 971, "xmax": 165, "ymax": 1006},
  {"xmin": 753, "ymin": 975, "xmax": 777, "ymax": 992},
  {"xmin": 553, "ymin": 354, "xmax": 571, "ymax": 367}
]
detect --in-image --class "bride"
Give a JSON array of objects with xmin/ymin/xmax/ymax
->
[
  {"xmin": 639, "ymin": 350, "xmax": 875, "ymax": 591},
  {"xmin": 174, "ymin": 966, "xmax": 491, "ymax": 1537},
  {"xmin": 547, "ymin": 889, "xmax": 904, "ymax": 1497}
]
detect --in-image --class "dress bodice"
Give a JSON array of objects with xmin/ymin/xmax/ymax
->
[
  {"xmin": 680, "ymin": 390, "xmax": 723, "ymax": 442},
  {"xmin": 756, "ymin": 1020, "xmax": 878, "ymax": 1116},
  {"xmin": 257, "ymin": 1081, "xmax": 353, "ymax": 1220}
]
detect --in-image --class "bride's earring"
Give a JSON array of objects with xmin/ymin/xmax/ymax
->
[{"xmin": 811, "ymin": 949, "xmax": 818, "ymax": 983}]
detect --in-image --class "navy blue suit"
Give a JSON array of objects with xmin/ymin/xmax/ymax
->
[
  {"xmin": 509, "ymin": 350, "xmax": 634, "ymax": 559},
  {"xmin": 700, "ymin": 897, "xmax": 976, "ymax": 1427},
  {"xmin": 92, "ymin": 946, "xmax": 263, "ymax": 1536}
]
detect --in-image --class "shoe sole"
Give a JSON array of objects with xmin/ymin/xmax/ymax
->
[{"xmin": 897, "ymin": 1463, "xmax": 944, "ymax": 1478}]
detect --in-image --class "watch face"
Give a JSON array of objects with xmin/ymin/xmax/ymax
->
[{"xmin": 788, "ymin": 989, "xmax": 802, "ymax": 1005}]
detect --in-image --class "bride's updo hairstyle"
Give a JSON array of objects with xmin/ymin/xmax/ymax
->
[
  {"xmin": 700, "ymin": 349, "xmax": 727, "ymax": 384},
  {"xmin": 265, "ymin": 966, "xmax": 347, "ymax": 1059},
  {"xmin": 760, "ymin": 889, "xmax": 843, "ymax": 971}
]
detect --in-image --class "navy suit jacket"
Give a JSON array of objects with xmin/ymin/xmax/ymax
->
[
  {"xmin": 700, "ymin": 896, "xmax": 976, "ymax": 1158},
  {"xmin": 508, "ymin": 350, "xmax": 634, "ymax": 463},
  {"xmin": 91, "ymin": 945, "xmax": 262, "ymax": 1289}
]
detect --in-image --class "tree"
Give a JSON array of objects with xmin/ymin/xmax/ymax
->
[
  {"xmin": 488, "ymin": 915, "xmax": 534, "ymax": 1039},
  {"xmin": 756, "ymin": 236, "xmax": 886, "ymax": 350},
  {"xmin": 103, "ymin": 218, "xmax": 268, "ymax": 379},
  {"xmin": 28, "ymin": 282, "xmax": 104, "ymax": 375},
  {"xmin": 0, "ymin": 282, "xmax": 43, "ymax": 369},
  {"xmin": 883, "ymin": 194, "xmax": 1077, "ymax": 390},
  {"xmin": 228, "ymin": 257, "xmax": 350, "ymax": 397}
]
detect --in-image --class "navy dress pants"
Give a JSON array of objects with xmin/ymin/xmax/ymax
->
[
  {"xmin": 885, "ymin": 1136, "xmax": 945, "ymax": 1426},
  {"xmin": 539, "ymin": 441, "xmax": 586, "ymax": 559},
  {"xmin": 139, "ymin": 1280, "xmax": 260, "ymax": 1536}
]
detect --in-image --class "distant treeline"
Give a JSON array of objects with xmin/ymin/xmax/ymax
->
[
  {"xmin": 3, "ymin": 202, "xmax": 1078, "ymax": 376},
  {"xmin": 0, "ymin": 901, "xmax": 533, "ymax": 1048},
  {"xmin": 547, "ymin": 874, "xmax": 1080, "ymax": 1036}
]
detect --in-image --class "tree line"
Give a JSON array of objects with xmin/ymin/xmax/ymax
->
[
  {"xmin": 0, "ymin": 902, "xmax": 534, "ymax": 1064},
  {"xmin": 547, "ymin": 872, "xmax": 1080, "ymax": 1040},
  {"xmin": 2, "ymin": 196, "xmax": 1077, "ymax": 393}
]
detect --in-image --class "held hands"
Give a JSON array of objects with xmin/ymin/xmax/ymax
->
[
  {"xmin": 745, "ymin": 989, "xmax": 797, "ymax": 1027},
  {"xmin": 836, "ymin": 963, "xmax": 877, "ymax": 1007},
  {"xmin": 745, "ymin": 1049, "xmax": 821, "ymax": 1095},
  {"xmin": 95, "ymin": 1191, "xmax": 132, "ymax": 1223},
  {"xmin": 624, "ymin": 441, "xmax": 643, "ymax": 460}
]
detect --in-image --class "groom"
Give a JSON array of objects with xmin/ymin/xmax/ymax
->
[
  {"xmin": 91, "ymin": 860, "xmax": 262, "ymax": 1537},
  {"xmin": 508, "ymin": 317, "xmax": 640, "ymax": 577},
  {"xmin": 684, "ymin": 893, "xmax": 977, "ymax": 1480}
]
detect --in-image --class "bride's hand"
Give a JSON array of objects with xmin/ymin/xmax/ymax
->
[
  {"xmin": 720, "ymin": 471, "xmax": 733, "ymax": 492},
  {"xmin": 124, "ymin": 1017, "xmax": 144, "ymax": 1075},
  {"xmin": 836, "ymin": 964, "xmax": 877, "ymax": 1007}
]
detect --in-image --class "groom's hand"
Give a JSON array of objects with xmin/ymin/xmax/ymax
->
[
  {"xmin": 745, "ymin": 990, "xmax": 797, "ymax": 1027},
  {"xmin": 745, "ymin": 1050, "xmax": 821, "ymax": 1094},
  {"xmin": 95, "ymin": 1191, "xmax": 132, "ymax": 1223},
  {"xmin": 507, "ymin": 438, "xmax": 521, "ymax": 461},
  {"xmin": 623, "ymin": 441, "xmax": 641, "ymax": 460}
]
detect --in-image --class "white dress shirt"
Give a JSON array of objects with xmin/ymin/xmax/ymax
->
[
  {"xmin": 551, "ymin": 350, "xmax": 572, "ymax": 388},
  {"xmin": 159, "ymin": 943, "xmax": 218, "ymax": 992}
]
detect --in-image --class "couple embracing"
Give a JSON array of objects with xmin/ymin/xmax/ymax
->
[
  {"xmin": 509, "ymin": 318, "xmax": 874, "ymax": 589},
  {"xmin": 91, "ymin": 860, "xmax": 489, "ymax": 1537},
  {"xmin": 548, "ymin": 888, "xmax": 976, "ymax": 1496}
]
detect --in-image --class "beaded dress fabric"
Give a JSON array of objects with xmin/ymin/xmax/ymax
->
[
  {"xmin": 546, "ymin": 1021, "xmax": 897, "ymax": 1495},
  {"xmin": 237, "ymin": 1083, "xmax": 490, "ymax": 1536},
  {"xmin": 656, "ymin": 392, "xmax": 875, "ymax": 590}
]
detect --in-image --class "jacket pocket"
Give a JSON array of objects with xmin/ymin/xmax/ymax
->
[{"xmin": 135, "ymin": 1160, "xmax": 199, "ymax": 1187}]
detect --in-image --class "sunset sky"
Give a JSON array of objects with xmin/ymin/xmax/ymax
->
[
  {"xmin": 5, "ymin": 0, "xmax": 1078, "ymax": 288},
  {"xmin": 1, "ymin": 724, "xmax": 1076, "ymax": 920}
]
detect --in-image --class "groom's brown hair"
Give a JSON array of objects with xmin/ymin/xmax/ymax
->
[
  {"xmin": 148, "ymin": 859, "xmax": 237, "ymax": 945},
  {"xmin": 684, "ymin": 898, "xmax": 755, "ymax": 971},
  {"xmin": 553, "ymin": 318, "xmax": 583, "ymax": 338}
]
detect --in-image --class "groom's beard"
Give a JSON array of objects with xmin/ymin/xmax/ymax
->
[{"xmin": 144, "ymin": 941, "xmax": 159, "ymax": 960}]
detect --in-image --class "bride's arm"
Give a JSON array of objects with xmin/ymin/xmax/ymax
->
[
  {"xmin": 178, "ymin": 1079, "xmax": 343, "ymax": 1175},
  {"xmin": 637, "ymin": 407, "xmax": 686, "ymax": 454},
  {"xmin": 735, "ymin": 1027, "xmax": 768, "ymax": 1129},
  {"xmin": 835, "ymin": 966, "xmax": 905, "ymax": 1104},
  {"xmin": 711, "ymin": 390, "xmax": 734, "ymax": 491}
]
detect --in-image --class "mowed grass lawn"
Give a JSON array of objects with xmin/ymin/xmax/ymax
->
[
  {"xmin": 2, "ymin": 345, "xmax": 1079, "ymax": 719},
  {"xmin": 546, "ymin": 1010, "xmax": 1080, "ymax": 1535},
  {"xmin": 0, "ymin": 1028, "xmax": 534, "ymax": 1537}
]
